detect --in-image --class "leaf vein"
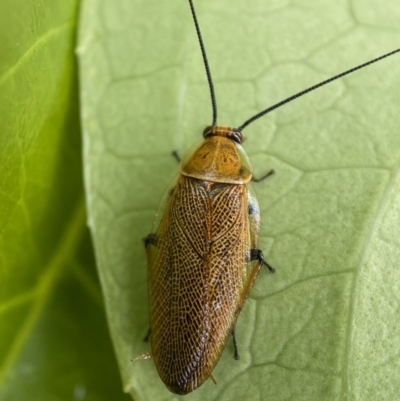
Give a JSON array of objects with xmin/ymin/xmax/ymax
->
[
  {"xmin": 0, "ymin": 21, "xmax": 74, "ymax": 87},
  {"xmin": 0, "ymin": 198, "xmax": 86, "ymax": 387}
]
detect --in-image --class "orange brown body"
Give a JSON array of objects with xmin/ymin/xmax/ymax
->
[{"xmin": 146, "ymin": 126, "xmax": 266, "ymax": 394}]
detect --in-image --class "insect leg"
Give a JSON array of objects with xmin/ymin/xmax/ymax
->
[
  {"xmin": 144, "ymin": 233, "xmax": 157, "ymax": 264},
  {"xmin": 209, "ymin": 373, "xmax": 217, "ymax": 385},
  {"xmin": 232, "ymin": 326, "xmax": 240, "ymax": 360},
  {"xmin": 252, "ymin": 169, "xmax": 275, "ymax": 183},
  {"xmin": 250, "ymin": 249, "xmax": 276, "ymax": 273},
  {"xmin": 143, "ymin": 233, "xmax": 157, "ymax": 247},
  {"xmin": 131, "ymin": 352, "xmax": 152, "ymax": 362},
  {"xmin": 142, "ymin": 236, "xmax": 156, "ymax": 344},
  {"xmin": 171, "ymin": 150, "xmax": 181, "ymax": 163},
  {"xmin": 143, "ymin": 328, "xmax": 151, "ymax": 343}
]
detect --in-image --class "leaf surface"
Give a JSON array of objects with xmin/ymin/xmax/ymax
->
[{"xmin": 78, "ymin": 0, "xmax": 400, "ymax": 400}]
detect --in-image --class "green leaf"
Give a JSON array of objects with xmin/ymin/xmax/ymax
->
[
  {"xmin": 0, "ymin": 1, "xmax": 130, "ymax": 400},
  {"xmin": 78, "ymin": 0, "xmax": 400, "ymax": 400}
]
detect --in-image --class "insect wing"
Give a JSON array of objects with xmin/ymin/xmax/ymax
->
[
  {"xmin": 147, "ymin": 175, "xmax": 262, "ymax": 394},
  {"xmin": 148, "ymin": 175, "xmax": 211, "ymax": 393}
]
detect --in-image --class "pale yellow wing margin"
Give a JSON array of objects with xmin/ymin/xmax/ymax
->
[{"xmin": 238, "ymin": 182, "xmax": 264, "ymax": 309}]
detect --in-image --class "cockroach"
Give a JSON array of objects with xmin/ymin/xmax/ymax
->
[{"xmin": 142, "ymin": 0, "xmax": 400, "ymax": 395}]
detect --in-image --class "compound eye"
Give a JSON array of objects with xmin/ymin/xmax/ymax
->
[
  {"xmin": 231, "ymin": 130, "xmax": 243, "ymax": 144},
  {"xmin": 203, "ymin": 126, "xmax": 214, "ymax": 138}
]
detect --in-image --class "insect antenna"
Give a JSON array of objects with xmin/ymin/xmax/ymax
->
[
  {"xmin": 237, "ymin": 47, "xmax": 400, "ymax": 132},
  {"xmin": 188, "ymin": 0, "xmax": 218, "ymax": 126}
]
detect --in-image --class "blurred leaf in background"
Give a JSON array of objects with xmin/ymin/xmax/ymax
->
[{"xmin": 0, "ymin": 0, "xmax": 130, "ymax": 400}]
